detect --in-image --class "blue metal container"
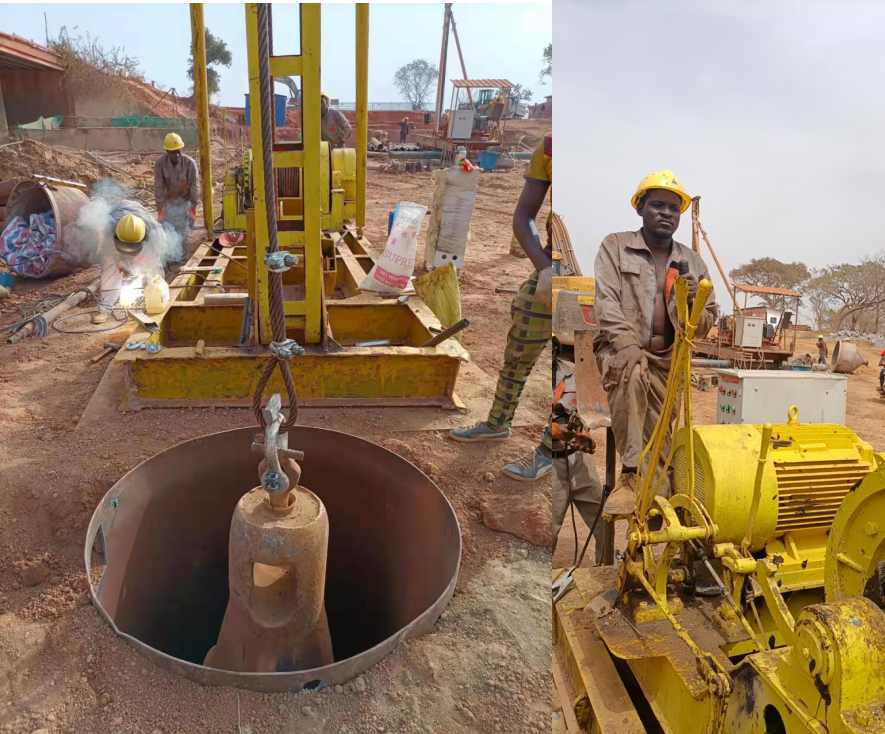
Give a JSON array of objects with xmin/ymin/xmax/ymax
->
[
  {"xmin": 477, "ymin": 151, "xmax": 500, "ymax": 171},
  {"xmin": 244, "ymin": 93, "xmax": 287, "ymax": 127}
]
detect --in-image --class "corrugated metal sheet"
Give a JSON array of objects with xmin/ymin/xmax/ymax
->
[
  {"xmin": 451, "ymin": 79, "xmax": 514, "ymax": 89},
  {"xmin": 0, "ymin": 33, "xmax": 65, "ymax": 72},
  {"xmin": 733, "ymin": 283, "xmax": 803, "ymax": 298}
]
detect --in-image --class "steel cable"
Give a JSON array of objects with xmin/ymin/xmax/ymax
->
[{"xmin": 251, "ymin": 2, "xmax": 300, "ymax": 432}]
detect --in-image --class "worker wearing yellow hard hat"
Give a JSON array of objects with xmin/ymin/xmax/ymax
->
[
  {"xmin": 590, "ymin": 170, "xmax": 719, "ymax": 524},
  {"xmin": 631, "ymin": 169, "xmax": 692, "ymax": 213},
  {"xmin": 817, "ymin": 334, "xmax": 828, "ymax": 367},
  {"xmin": 320, "ymin": 92, "xmax": 351, "ymax": 149},
  {"xmin": 93, "ymin": 201, "xmax": 167, "ymax": 324},
  {"xmin": 399, "ymin": 116, "xmax": 411, "ymax": 144},
  {"xmin": 114, "ymin": 214, "xmax": 146, "ymax": 253},
  {"xmin": 155, "ymin": 131, "xmax": 200, "ymax": 254}
]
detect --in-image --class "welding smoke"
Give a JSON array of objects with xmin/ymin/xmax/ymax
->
[{"xmin": 65, "ymin": 177, "xmax": 183, "ymax": 277}]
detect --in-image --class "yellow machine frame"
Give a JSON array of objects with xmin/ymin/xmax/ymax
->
[
  {"xmin": 554, "ymin": 277, "xmax": 885, "ymax": 734},
  {"xmin": 113, "ymin": 3, "xmax": 467, "ymax": 410}
]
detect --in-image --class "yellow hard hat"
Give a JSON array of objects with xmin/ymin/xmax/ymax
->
[
  {"xmin": 115, "ymin": 214, "xmax": 146, "ymax": 244},
  {"xmin": 320, "ymin": 92, "xmax": 330, "ymax": 103},
  {"xmin": 631, "ymin": 170, "xmax": 691, "ymax": 213},
  {"xmin": 164, "ymin": 132, "xmax": 185, "ymax": 151},
  {"xmin": 818, "ymin": 335, "xmax": 824, "ymax": 339}
]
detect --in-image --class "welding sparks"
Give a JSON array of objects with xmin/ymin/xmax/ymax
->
[{"xmin": 119, "ymin": 280, "xmax": 142, "ymax": 308}]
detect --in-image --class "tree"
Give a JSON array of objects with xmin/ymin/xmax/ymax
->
[
  {"xmin": 187, "ymin": 28, "xmax": 232, "ymax": 100},
  {"xmin": 48, "ymin": 27, "xmax": 142, "ymax": 103},
  {"xmin": 540, "ymin": 43, "xmax": 552, "ymax": 82},
  {"xmin": 50, "ymin": 27, "xmax": 142, "ymax": 78},
  {"xmin": 393, "ymin": 59, "xmax": 438, "ymax": 111},
  {"xmin": 729, "ymin": 257, "xmax": 810, "ymax": 310},
  {"xmin": 805, "ymin": 252, "xmax": 885, "ymax": 332}
]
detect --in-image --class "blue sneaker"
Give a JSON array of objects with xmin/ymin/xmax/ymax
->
[
  {"xmin": 450, "ymin": 421, "xmax": 511, "ymax": 443},
  {"xmin": 502, "ymin": 448, "xmax": 553, "ymax": 482}
]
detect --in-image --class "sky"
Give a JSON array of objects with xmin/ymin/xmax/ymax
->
[
  {"xmin": 0, "ymin": 2, "xmax": 551, "ymax": 108},
  {"xmin": 554, "ymin": 0, "xmax": 885, "ymax": 320}
]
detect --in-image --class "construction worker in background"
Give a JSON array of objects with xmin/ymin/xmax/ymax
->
[
  {"xmin": 878, "ymin": 350, "xmax": 885, "ymax": 396},
  {"xmin": 93, "ymin": 201, "xmax": 167, "ymax": 324},
  {"xmin": 399, "ymin": 117, "xmax": 410, "ymax": 144},
  {"xmin": 449, "ymin": 132, "xmax": 554, "ymax": 481},
  {"xmin": 596, "ymin": 171, "xmax": 718, "ymax": 517},
  {"xmin": 817, "ymin": 335, "xmax": 828, "ymax": 366},
  {"xmin": 154, "ymin": 132, "xmax": 200, "ymax": 256},
  {"xmin": 320, "ymin": 93, "xmax": 352, "ymax": 149}
]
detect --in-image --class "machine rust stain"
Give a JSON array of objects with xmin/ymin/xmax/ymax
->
[{"xmin": 84, "ymin": 426, "xmax": 461, "ymax": 691}]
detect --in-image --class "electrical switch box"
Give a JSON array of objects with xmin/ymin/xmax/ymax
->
[
  {"xmin": 734, "ymin": 316, "xmax": 764, "ymax": 348},
  {"xmin": 448, "ymin": 110, "xmax": 475, "ymax": 140},
  {"xmin": 713, "ymin": 369, "xmax": 848, "ymax": 425}
]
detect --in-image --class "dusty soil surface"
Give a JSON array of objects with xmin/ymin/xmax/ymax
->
[{"xmin": 0, "ymin": 137, "xmax": 552, "ymax": 733}]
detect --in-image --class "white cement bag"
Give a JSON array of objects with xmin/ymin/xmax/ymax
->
[
  {"xmin": 424, "ymin": 167, "xmax": 479, "ymax": 271},
  {"xmin": 360, "ymin": 201, "xmax": 427, "ymax": 295}
]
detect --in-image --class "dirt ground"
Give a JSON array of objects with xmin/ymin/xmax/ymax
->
[{"xmin": 0, "ymin": 127, "xmax": 552, "ymax": 734}]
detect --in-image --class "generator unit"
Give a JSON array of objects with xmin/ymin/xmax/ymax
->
[
  {"xmin": 714, "ymin": 368, "xmax": 848, "ymax": 425},
  {"xmin": 556, "ymin": 406, "xmax": 885, "ymax": 734},
  {"xmin": 555, "ymin": 282, "xmax": 885, "ymax": 734}
]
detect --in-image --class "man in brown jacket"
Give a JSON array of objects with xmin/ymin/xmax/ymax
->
[{"xmin": 594, "ymin": 170, "xmax": 718, "ymax": 517}]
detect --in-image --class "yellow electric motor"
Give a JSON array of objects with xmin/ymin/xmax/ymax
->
[
  {"xmin": 223, "ymin": 145, "xmax": 357, "ymax": 232},
  {"xmin": 671, "ymin": 413, "xmax": 882, "ymax": 585}
]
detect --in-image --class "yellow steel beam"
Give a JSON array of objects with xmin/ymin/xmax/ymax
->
[
  {"xmin": 269, "ymin": 55, "xmax": 303, "ymax": 78},
  {"xmin": 355, "ymin": 3, "xmax": 368, "ymax": 229},
  {"xmin": 245, "ymin": 3, "xmax": 273, "ymax": 344},
  {"xmin": 274, "ymin": 150, "xmax": 304, "ymax": 168},
  {"xmin": 300, "ymin": 3, "xmax": 323, "ymax": 343},
  {"xmin": 189, "ymin": 4, "xmax": 214, "ymax": 232}
]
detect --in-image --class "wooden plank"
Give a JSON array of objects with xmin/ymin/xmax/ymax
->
[
  {"xmin": 553, "ymin": 659, "xmax": 582, "ymax": 734},
  {"xmin": 555, "ymin": 577, "xmax": 647, "ymax": 734}
]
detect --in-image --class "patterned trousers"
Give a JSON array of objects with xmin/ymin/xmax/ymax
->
[{"xmin": 487, "ymin": 270, "xmax": 554, "ymax": 450}]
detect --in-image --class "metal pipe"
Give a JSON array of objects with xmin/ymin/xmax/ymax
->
[
  {"xmin": 388, "ymin": 151, "xmax": 443, "ymax": 159},
  {"xmin": 691, "ymin": 359, "xmax": 730, "ymax": 368},
  {"xmin": 449, "ymin": 12, "xmax": 473, "ymax": 110},
  {"xmin": 6, "ymin": 279, "xmax": 99, "ymax": 344},
  {"xmin": 355, "ymin": 4, "xmax": 369, "ymax": 230},
  {"xmin": 190, "ymin": 4, "xmax": 214, "ymax": 232},
  {"xmin": 433, "ymin": 4, "xmax": 451, "ymax": 135},
  {"xmin": 420, "ymin": 318, "xmax": 470, "ymax": 347}
]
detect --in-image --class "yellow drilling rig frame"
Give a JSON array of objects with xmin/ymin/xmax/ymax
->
[
  {"xmin": 114, "ymin": 3, "xmax": 468, "ymax": 411},
  {"xmin": 554, "ymin": 278, "xmax": 885, "ymax": 734}
]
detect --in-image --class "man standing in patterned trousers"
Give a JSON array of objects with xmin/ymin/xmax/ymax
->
[{"xmin": 449, "ymin": 133, "xmax": 554, "ymax": 481}]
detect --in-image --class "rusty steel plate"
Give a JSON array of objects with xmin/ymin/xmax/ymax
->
[
  {"xmin": 574, "ymin": 330, "xmax": 611, "ymax": 429},
  {"xmin": 84, "ymin": 426, "xmax": 461, "ymax": 692}
]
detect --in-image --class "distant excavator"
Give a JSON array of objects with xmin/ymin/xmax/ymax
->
[{"xmin": 277, "ymin": 76, "xmax": 301, "ymax": 107}]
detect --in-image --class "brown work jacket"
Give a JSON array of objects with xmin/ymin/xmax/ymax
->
[
  {"xmin": 593, "ymin": 229, "xmax": 718, "ymax": 355},
  {"xmin": 154, "ymin": 153, "xmax": 200, "ymax": 209}
]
